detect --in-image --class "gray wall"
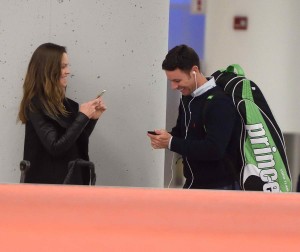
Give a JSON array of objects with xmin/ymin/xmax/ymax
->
[{"xmin": 0, "ymin": 0, "xmax": 170, "ymax": 187}]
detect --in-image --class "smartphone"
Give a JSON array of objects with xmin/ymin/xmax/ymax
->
[
  {"xmin": 147, "ymin": 131, "xmax": 158, "ymax": 135},
  {"xmin": 97, "ymin": 90, "xmax": 106, "ymax": 98}
]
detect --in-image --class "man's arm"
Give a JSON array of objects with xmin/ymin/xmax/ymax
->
[{"xmin": 171, "ymin": 96, "xmax": 237, "ymax": 161}]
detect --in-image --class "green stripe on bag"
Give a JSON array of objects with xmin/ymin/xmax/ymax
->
[{"xmin": 242, "ymin": 79, "xmax": 291, "ymax": 192}]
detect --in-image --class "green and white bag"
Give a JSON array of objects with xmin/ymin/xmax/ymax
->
[{"xmin": 211, "ymin": 64, "xmax": 292, "ymax": 192}]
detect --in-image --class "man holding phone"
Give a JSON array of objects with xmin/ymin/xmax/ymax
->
[{"xmin": 147, "ymin": 45, "xmax": 242, "ymax": 190}]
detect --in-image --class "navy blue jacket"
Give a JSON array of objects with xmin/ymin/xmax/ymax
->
[{"xmin": 171, "ymin": 86, "xmax": 242, "ymax": 189}]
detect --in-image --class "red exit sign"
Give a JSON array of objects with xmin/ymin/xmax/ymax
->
[{"xmin": 234, "ymin": 16, "xmax": 248, "ymax": 30}]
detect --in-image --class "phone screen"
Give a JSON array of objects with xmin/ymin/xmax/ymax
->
[{"xmin": 147, "ymin": 131, "xmax": 158, "ymax": 135}]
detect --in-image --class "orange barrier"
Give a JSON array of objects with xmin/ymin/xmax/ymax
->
[{"xmin": 0, "ymin": 184, "xmax": 300, "ymax": 251}]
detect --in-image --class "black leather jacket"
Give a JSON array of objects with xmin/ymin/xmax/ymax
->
[{"xmin": 23, "ymin": 97, "xmax": 97, "ymax": 184}]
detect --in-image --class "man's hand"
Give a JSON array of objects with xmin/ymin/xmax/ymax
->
[{"xmin": 147, "ymin": 129, "xmax": 171, "ymax": 149}]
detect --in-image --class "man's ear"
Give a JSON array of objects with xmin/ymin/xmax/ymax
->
[
  {"xmin": 190, "ymin": 66, "xmax": 199, "ymax": 77},
  {"xmin": 191, "ymin": 66, "xmax": 199, "ymax": 73}
]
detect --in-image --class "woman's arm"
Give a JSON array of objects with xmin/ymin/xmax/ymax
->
[{"xmin": 28, "ymin": 109, "xmax": 90, "ymax": 157}]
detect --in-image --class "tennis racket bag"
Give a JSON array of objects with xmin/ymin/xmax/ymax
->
[{"xmin": 211, "ymin": 64, "xmax": 292, "ymax": 192}]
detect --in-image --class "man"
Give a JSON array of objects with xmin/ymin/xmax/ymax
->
[{"xmin": 147, "ymin": 44, "xmax": 242, "ymax": 189}]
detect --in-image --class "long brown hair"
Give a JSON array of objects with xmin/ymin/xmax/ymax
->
[{"xmin": 18, "ymin": 43, "xmax": 68, "ymax": 123}]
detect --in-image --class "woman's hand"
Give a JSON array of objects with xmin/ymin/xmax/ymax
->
[
  {"xmin": 79, "ymin": 97, "xmax": 107, "ymax": 119},
  {"xmin": 91, "ymin": 97, "xmax": 107, "ymax": 119}
]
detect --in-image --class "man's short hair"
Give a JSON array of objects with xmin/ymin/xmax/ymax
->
[{"xmin": 162, "ymin": 44, "xmax": 200, "ymax": 73}]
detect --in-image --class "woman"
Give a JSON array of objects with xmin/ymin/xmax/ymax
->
[{"xmin": 18, "ymin": 43, "xmax": 106, "ymax": 184}]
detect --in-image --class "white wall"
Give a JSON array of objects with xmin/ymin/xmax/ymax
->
[
  {"xmin": 204, "ymin": 0, "xmax": 300, "ymax": 133},
  {"xmin": 0, "ymin": 0, "xmax": 170, "ymax": 187}
]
